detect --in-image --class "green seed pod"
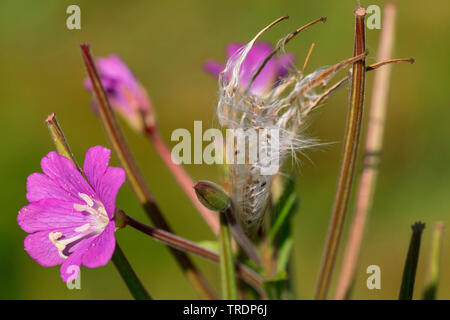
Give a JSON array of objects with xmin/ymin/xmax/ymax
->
[{"xmin": 194, "ymin": 180, "xmax": 230, "ymax": 212}]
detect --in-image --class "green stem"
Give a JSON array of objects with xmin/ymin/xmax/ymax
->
[
  {"xmin": 45, "ymin": 113, "xmax": 151, "ymax": 300},
  {"xmin": 399, "ymin": 222, "xmax": 426, "ymax": 300},
  {"xmin": 219, "ymin": 213, "xmax": 237, "ymax": 299},
  {"xmin": 224, "ymin": 206, "xmax": 261, "ymax": 266},
  {"xmin": 79, "ymin": 44, "xmax": 217, "ymax": 300},
  {"xmin": 315, "ymin": 6, "xmax": 367, "ymax": 300},
  {"xmin": 423, "ymin": 222, "xmax": 444, "ymax": 300},
  {"xmin": 112, "ymin": 243, "xmax": 152, "ymax": 300}
]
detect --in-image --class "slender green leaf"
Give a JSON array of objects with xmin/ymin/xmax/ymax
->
[
  {"xmin": 423, "ymin": 222, "xmax": 445, "ymax": 300},
  {"xmin": 399, "ymin": 222, "xmax": 425, "ymax": 300},
  {"xmin": 277, "ymin": 238, "xmax": 294, "ymax": 274},
  {"xmin": 219, "ymin": 214, "xmax": 237, "ymax": 299},
  {"xmin": 269, "ymin": 194, "xmax": 296, "ymax": 242},
  {"xmin": 270, "ymin": 177, "xmax": 298, "ymax": 273},
  {"xmin": 270, "ymin": 178, "xmax": 298, "ymax": 243},
  {"xmin": 267, "ymin": 177, "xmax": 299, "ymax": 299}
]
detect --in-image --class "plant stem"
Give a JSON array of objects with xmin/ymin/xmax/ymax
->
[
  {"xmin": 123, "ymin": 212, "xmax": 266, "ymax": 297},
  {"xmin": 79, "ymin": 44, "xmax": 216, "ymax": 300},
  {"xmin": 314, "ymin": 6, "xmax": 367, "ymax": 300},
  {"xmin": 423, "ymin": 222, "xmax": 445, "ymax": 300},
  {"xmin": 224, "ymin": 206, "xmax": 261, "ymax": 266},
  {"xmin": 45, "ymin": 113, "xmax": 151, "ymax": 300},
  {"xmin": 45, "ymin": 113, "xmax": 82, "ymax": 172},
  {"xmin": 335, "ymin": 2, "xmax": 397, "ymax": 300},
  {"xmin": 145, "ymin": 126, "xmax": 220, "ymax": 235},
  {"xmin": 219, "ymin": 213, "xmax": 237, "ymax": 299},
  {"xmin": 399, "ymin": 222, "xmax": 425, "ymax": 300},
  {"xmin": 112, "ymin": 243, "xmax": 152, "ymax": 300}
]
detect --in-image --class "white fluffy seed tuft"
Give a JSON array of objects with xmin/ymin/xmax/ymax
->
[{"xmin": 216, "ymin": 22, "xmax": 352, "ymax": 237}]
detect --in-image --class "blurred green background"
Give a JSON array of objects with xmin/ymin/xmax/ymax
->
[{"xmin": 1, "ymin": 0, "xmax": 449, "ymax": 299}]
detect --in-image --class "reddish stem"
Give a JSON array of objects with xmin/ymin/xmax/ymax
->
[
  {"xmin": 335, "ymin": 2, "xmax": 397, "ymax": 300},
  {"xmin": 80, "ymin": 44, "xmax": 217, "ymax": 300},
  {"xmin": 314, "ymin": 6, "xmax": 367, "ymax": 300}
]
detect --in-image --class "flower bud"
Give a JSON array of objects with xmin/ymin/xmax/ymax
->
[
  {"xmin": 83, "ymin": 54, "xmax": 155, "ymax": 133},
  {"xmin": 194, "ymin": 180, "xmax": 230, "ymax": 212}
]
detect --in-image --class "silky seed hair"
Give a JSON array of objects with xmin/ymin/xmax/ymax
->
[{"xmin": 216, "ymin": 16, "xmax": 366, "ymax": 237}]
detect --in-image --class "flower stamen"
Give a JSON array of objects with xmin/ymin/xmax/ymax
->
[{"xmin": 48, "ymin": 193, "xmax": 110, "ymax": 259}]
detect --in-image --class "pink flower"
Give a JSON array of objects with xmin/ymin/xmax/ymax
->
[
  {"xmin": 204, "ymin": 42, "xmax": 294, "ymax": 95},
  {"xmin": 17, "ymin": 146, "xmax": 125, "ymax": 282},
  {"xmin": 83, "ymin": 55, "xmax": 153, "ymax": 132}
]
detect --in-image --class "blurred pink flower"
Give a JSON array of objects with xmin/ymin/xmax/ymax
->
[
  {"xmin": 84, "ymin": 55, "xmax": 154, "ymax": 132},
  {"xmin": 204, "ymin": 42, "xmax": 294, "ymax": 95}
]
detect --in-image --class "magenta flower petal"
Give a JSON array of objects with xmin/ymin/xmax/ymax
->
[
  {"xmin": 83, "ymin": 146, "xmax": 111, "ymax": 191},
  {"xmin": 25, "ymin": 226, "xmax": 89, "ymax": 270},
  {"xmin": 24, "ymin": 230, "xmax": 66, "ymax": 267},
  {"xmin": 204, "ymin": 60, "xmax": 224, "ymax": 77},
  {"xmin": 227, "ymin": 42, "xmax": 280, "ymax": 95},
  {"xmin": 26, "ymin": 173, "xmax": 76, "ymax": 203},
  {"xmin": 277, "ymin": 52, "xmax": 295, "ymax": 78},
  {"xmin": 82, "ymin": 222, "xmax": 116, "ymax": 268},
  {"xmin": 19, "ymin": 146, "xmax": 125, "ymax": 282},
  {"xmin": 241, "ymin": 43, "xmax": 277, "ymax": 95},
  {"xmin": 94, "ymin": 166, "xmax": 126, "ymax": 218},
  {"xmin": 18, "ymin": 199, "xmax": 86, "ymax": 233},
  {"xmin": 83, "ymin": 146, "xmax": 125, "ymax": 216},
  {"xmin": 60, "ymin": 241, "xmax": 89, "ymax": 282},
  {"xmin": 226, "ymin": 43, "xmax": 244, "ymax": 58},
  {"xmin": 40, "ymin": 151, "xmax": 95, "ymax": 202},
  {"xmin": 97, "ymin": 55, "xmax": 139, "ymax": 92}
]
